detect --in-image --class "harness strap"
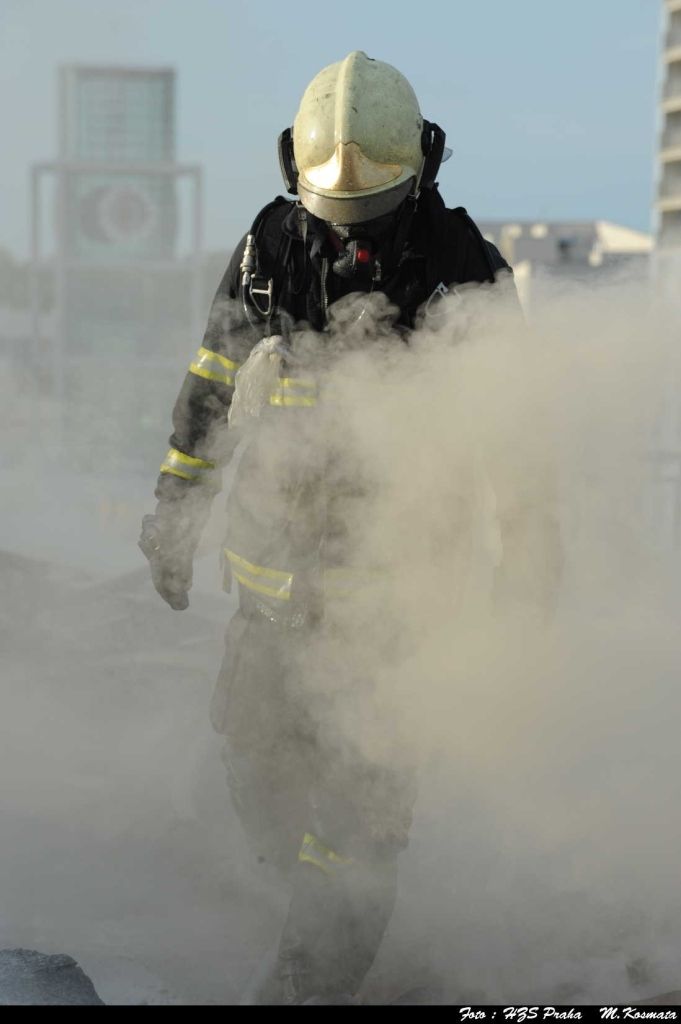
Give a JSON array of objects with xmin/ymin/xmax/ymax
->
[
  {"xmin": 240, "ymin": 192, "xmax": 501, "ymax": 336},
  {"xmin": 385, "ymin": 195, "xmax": 418, "ymax": 273},
  {"xmin": 240, "ymin": 196, "xmax": 290, "ymax": 325}
]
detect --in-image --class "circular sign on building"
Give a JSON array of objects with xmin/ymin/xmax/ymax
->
[
  {"xmin": 79, "ymin": 182, "xmax": 158, "ymax": 245},
  {"xmin": 64, "ymin": 173, "xmax": 176, "ymax": 262}
]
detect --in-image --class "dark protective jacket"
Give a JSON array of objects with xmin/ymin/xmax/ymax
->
[{"xmin": 155, "ymin": 188, "xmax": 514, "ymax": 621}]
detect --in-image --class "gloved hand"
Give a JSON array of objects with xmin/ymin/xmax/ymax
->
[{"xmin": 138, "ymin": 511, "xmax": 194, "ymax": 610}]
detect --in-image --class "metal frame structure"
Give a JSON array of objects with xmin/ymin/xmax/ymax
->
[
  {"xmin": 28, "ymin": 66, "xmax": 205, "ymax": 463},
  {"xmin": 29, "ymin": 160, "xmax": 203, "ymax": 410}
]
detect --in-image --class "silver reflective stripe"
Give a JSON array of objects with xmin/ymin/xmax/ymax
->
[
  {"xmin": 160, "ymin": 447, "xmax": 215, "ymax": 481},
  {"xmin": 224, "ymin": 549, "xmax": 294, "ymax": 602},
  {"xmin": 189, "ymin": 346, "xmax": 241, "ymax": 387},
  {"xmin": 224, "ymin": 549, "xmax": 387, "ymax": 604},
  {"xmin": 270, "ymin": 376, "xmax": 318, "ymax": 408}
]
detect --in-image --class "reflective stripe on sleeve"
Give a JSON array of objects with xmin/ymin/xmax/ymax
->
[
  {"xmin": 270, "ymin": 376, "xmax": 318, "ymax": 408},
  {"xmin": 160, "ymin": 447, "xmax": 215, "ymax": 481},
  {"xmin": 189, "ymin": 346, "xmax": 241, "ymax": 387},
  {"xmin": 223, "ymin": 549, "xmax": 294, "ymax": 601},
  {"xmin": 298, "ymin": 832, "xmax": 353, "ymax": 877}
]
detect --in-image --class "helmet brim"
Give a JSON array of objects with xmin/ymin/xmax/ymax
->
[{"xmin": 297, "ymin": 176, "xmax": 416, "ymax": 225}]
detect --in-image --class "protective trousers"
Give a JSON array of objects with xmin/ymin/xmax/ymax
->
[{"xmin": 209, "ymin": 609, "xmax": 416, "ymax": 1003}]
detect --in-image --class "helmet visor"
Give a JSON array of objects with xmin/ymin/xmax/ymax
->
[{"xmin": 297, "ymin": 176, "xmax": 415, "ymax": 225}]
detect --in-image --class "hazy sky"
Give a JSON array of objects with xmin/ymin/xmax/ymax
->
[{"xmin": 0, "ymin": 0, "xmax": 662, "ymax": 257}]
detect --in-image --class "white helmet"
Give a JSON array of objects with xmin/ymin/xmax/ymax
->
[{"xmin": 279, "ymin": 51, "xmax": 446, "ymax": 225}]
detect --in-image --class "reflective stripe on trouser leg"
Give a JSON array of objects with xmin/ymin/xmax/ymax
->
[
  {"xmin": 211, "ymin": 611, "xmax": 314, "ymax": 873},
  {"xmin": 278, "ymin": 840, "xmax": 399, "ymax": 1002},
  {"xmin": 298, "ymin": 832, "xmax": 353, "ymax": 877}
]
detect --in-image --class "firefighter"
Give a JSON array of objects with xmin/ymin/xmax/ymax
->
[{"xmin": 140, "ymin": 51, "xmax": 521, "ymax": 1003}]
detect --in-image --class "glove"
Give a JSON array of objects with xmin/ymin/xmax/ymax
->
[{"xmin": 138, "ymin": 511, "xmax": 194, "ymax": 611}]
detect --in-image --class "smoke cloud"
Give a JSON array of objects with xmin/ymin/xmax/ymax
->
[
  {"xmin": 253, "ymin": 269, "xmax": 681, "ymax": 1003},
  {"xmin": 2, "ymin": 265, "xmax": 681, "ymax": 1004}
]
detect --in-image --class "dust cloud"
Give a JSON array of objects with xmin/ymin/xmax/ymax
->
[
  {"xmin": 297, "ymin": 270, "xmax": 681, "ymax": 1004},
  {"xmin": 2, "ymin": 265, "xmax": 681, "ymax": 1004}
]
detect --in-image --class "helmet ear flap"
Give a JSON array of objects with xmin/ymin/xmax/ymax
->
[
  {"xmin": 419, "ymin": 120, "xmax": 446, "ymax": 191},
  {"xmin": 278, "ymin": 127, "xmax": 299, "ymax": 195}
]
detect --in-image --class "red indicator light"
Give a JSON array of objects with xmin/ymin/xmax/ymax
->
[{"xmin": 356, "ymin": 246, "xmax": 371, "ymax": 264}]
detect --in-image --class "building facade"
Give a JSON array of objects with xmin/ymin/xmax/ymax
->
[
  {"xmin": 657, "ymin": 0, "xmax": 681, "ymax": 249},
  {"xmin": 31, "ymin": 66, "xmax": 203, "ymax": 475},
  {"xmin": 477, "ymin": 219, "xmax": 652, "ymax": 311},
  {"xmin": 653, "ymin": 1, "xmax": 681, "ymax": 545}
]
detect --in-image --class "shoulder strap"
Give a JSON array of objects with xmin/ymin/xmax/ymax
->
[
  {"xmin": 413, "ymin": 187, "xmax": 452, "ymax": 295},
  {"xmin": 416, "ymin": 188, "xmax": 499, "ymax": 291},
  {"xmin": 450, "ymin": 207, "xmax": 499, "ymax": 284},
  {"xmin": 251, "ymin": 196, "xmax": 290, "ymax": 244},
  {"xmin": 239, "ymin": 197, "xmax": 292, "ymax": 330}
]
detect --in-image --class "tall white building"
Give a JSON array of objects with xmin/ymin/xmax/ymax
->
[
  {"xmin": 652, "ymin": 3, "xmax": 681, "ymax": 545},
  {"xmin": 657, "ymin": 0, "xmax": 681, "ymax": 248}
]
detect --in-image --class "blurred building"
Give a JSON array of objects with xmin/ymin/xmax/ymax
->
[
  {"xmin": 653, "ymin": 0, "xmax": 681, "ymax": 545},
  {"xmin": 478, "ymin": 219, "xmax": 652, "ymax": 308},
  {"xmin": 481, "ymin": 216, "xmax": 681, "ymax": 546},
  {"xmin": 657, "ymin": 0, "xmax": 681, "ymax": 254},
  {"xmin": 30, "ymin": 66, "xmax": 204, "ymax": 475}
]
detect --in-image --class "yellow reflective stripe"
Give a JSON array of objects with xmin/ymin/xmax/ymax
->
[
  {"xmin": 159, "ymin": 465, "xmax": 194, "ymax": 481},
  {"xmin": 232, "ymin": 571, "xmax": 292, "ymax": 601},
  {"xmin": 224, "ymin": 548, "xmax": 293, "ymax": 601},
  {"xmin": 160, "ymin": 447, "xmax": 215, "ymax": 480},
  {"xmin": 298, "ymin": 832, "xmax": 353, "ymax": 877},
  {"xmin": 195, "ymin": 346, "xmax": 240, "ymax": 372},
  {"xmin": 224, "ymin": 549, "xmax": 291, "ymax": 581},
  {"xmin": 189, "ymin": 346, "xmax": 241, "ymax": 387},
  {"xmin": 278, "ymin": 377, "xmax": 317, "ymax": 389},
  {"xmin": 299, "ymin": 850, "xmax": 335, "ymax": 876},
  {"xmin": 223, "ymin": 550, "xmax": 386, "ymax": 601},
  {"xmin": 270, "ymin": 393, "xmax": 318, "ymax": 407},
  {"xmin": 190, "ymin": 364, "xmax": 236, "ymax": 385},
  {"xmin": 302, "ymin": 832, "xmax": 352, "ymax": 864},
  {"xmin": 270, "ymin": 375, "xmax": 318, "ymax": 408},
  {"xmin": 166, "ymin": 449, "xmax": 214, "ymax": 468}
]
